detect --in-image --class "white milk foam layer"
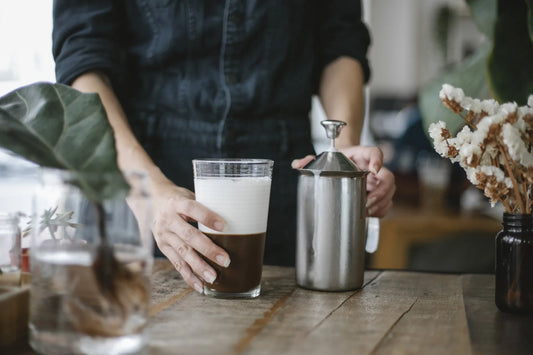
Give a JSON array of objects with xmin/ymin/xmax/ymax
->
[{"xmin": 194, "ymin": 177, "xmax": 271, "ymax": 235}]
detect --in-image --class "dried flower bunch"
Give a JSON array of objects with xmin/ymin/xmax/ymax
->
[{"xmin": 429, "ymin": 84, "xmax": 533, "ymax": 214}]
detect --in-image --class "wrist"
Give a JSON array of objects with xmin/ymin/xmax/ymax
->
[{"xmin": 336, "ymin": 131, "xmax": 360, "ymax": 148}]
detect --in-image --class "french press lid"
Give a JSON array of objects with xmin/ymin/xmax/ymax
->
[{"xmin": 301, "ymin": 120, "xmax": 367, "ymax": 177}]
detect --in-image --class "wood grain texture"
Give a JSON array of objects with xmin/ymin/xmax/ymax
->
[
  {"xmin": 12, "ymin": 259, "xmax": 533, "ymax": 354},
  {"xmin": 242, "ymin": 271, "xmax": 381, "ymax": 355},
  {"xmin": 145, "ymin": 260, "xmax": 533, "ymax": 355},
  {"xmin": 461, "ymin": 274, "xmax": 533, "ymax": 355},
  {"xmin": 367, "ymin": 272, "xmax": 471, "ymax": 355},
  {"xmin": 0, "ymin": 285, "xmax": 29, "ymax": 348}
]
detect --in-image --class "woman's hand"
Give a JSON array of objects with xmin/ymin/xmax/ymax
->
[
  {"xmin": 292, "ymin": 146, "xmax": 395, "ymax": 218},
  {"xmin": 71, "ymin": 72, "xmax": 230, "ymax": 293},
  {"xmin": 150, "ymin": 178, "xmax": 231, "ymax": 293}
]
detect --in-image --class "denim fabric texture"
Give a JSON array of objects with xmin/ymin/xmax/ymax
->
[{"xmin": 52, "ymin": 0, "xmax": 371, "ymax": 266}]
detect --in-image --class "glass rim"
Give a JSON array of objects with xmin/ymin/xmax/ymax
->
[{"xmin": 193, "ymin": 158, "xmax": 273, "ymax": 165}]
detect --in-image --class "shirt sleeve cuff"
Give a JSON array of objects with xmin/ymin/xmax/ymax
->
[{"xmin": 55, "ymin": 42, "xmax": 118, "ymax": 85}]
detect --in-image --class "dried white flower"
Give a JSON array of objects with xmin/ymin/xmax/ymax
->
[
  {"xmin": 428, "ymin": 121, "xmax": 447, "ymax": 143},
  {"xmin": 439, "ymin": 84, "xmax": 465, "ymax": 102},
  {"xmin": 518, "ymin": 105, "xmax": 533, "ymax": 120},
  {"xmin": 499, "ymin": 102, "xmax": 518, "ymax": 116},
  {"xmin": 434, "ymin": 141, "xmax": 450, "ymax": 157},
  {"xmin": 480, "ymin": 165, "xmax": 506, "ymax": 183},
  {"xmin": 455, "ymin": 125, "xmax": 473, "ymax": 146},
  {"xmin": 462, "ymin": 97, "xmax": 482, "ymax": 114},
  {"xmin": 432, "ymin": 84, "xmax": 533, "ymax": 213},
  {"xmin": 515, "ymin": 112, "xmax": 533, "ymax": 137},
  {"xmin": 502, "ymin": 123, "xmax": 533, "ymax": 167},
  {"xmin": 480, "ymin": 99, "xmax": 499, "ymax": 115},
  {"xmin": 470, "ymin": 112, "xmax": 506, "ymax": 147},
  {"xmin": 480, "ymin": 145, "xmax": 499, "ymax": 165},
  {"xmin": 459, "ymin": 143, "xmax": 482, "ymax": 166},
  {"xmin": 504, "ymin": 177, "xmax": 513, "ymax": 190},
  {"xmin": 465, "ymin": 167, "xmax": 479, "ymax": 185}
]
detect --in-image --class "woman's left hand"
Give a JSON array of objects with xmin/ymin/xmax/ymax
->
[{"xmin": 292, "ymin": 146, "xmax": 395, "ymax": 218}]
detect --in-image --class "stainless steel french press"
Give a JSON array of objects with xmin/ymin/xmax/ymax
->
[{"xmin": 296, "ymin": 120, "xmax": 378, "ymax": 291}]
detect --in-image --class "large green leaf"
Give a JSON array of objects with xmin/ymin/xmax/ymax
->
[
  {"xmin": 0, "ymin": 82, "xmax": 129, "ymax": 202},
  {"xmin": 466, "ymin": 0, "xmax": 497, "ymax": 38},
  {"xmin": 488, "ymin": 0, "xmax": 533, "ymax": 104},
  {"xmin": 419, "ymin": 43, "xmax": 491, "ymax": 137},
  {"xmin": 527, "ymin": 0, "xmax": 533, "ymax": 43}
]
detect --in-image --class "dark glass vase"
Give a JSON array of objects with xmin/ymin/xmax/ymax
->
[{"xmin": 495, "ymin": 213, "xmax": 533, "ymax": 314}]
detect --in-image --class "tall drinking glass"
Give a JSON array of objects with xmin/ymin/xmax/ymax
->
[
  {"xmin": 29, "ymin": 169, "xmax": 153, "ymax": 355},
  {"xmin": 193, "ymin": 159, "xmax": 273, "ymax": 299}
]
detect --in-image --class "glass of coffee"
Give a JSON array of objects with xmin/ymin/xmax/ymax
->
[{"xmin": 193, "ymin": 159, "xmax": 273, "ymax": 299}]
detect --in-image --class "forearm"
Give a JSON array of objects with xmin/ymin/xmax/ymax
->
[
  {"xmin": 319, "ymin": 56, "xmax": 366, "ymax": 148},
  {"xmin": 71, "ymin": 71, "xmax": 169, "ymax": 186}
]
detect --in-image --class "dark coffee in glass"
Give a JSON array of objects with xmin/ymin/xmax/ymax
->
[{"xmin": 193, "ymin": 159, "xmax": 273, "ymax": 298}]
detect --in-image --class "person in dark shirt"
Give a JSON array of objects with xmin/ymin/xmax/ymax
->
[{"xmin": 52, "ymin": 0, "xmax": 395, "ymax": 293}]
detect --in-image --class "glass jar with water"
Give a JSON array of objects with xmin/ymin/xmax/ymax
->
[{"xmin": 29, "ymin": 169, "xmax": 153, "ymax": 355}]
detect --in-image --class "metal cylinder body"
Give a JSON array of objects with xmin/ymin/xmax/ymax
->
[{"xmin": 296, "ymin": 172, "xmax": 367, "ymax": 291}]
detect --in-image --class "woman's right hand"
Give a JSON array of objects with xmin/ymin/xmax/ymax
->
[
  {"xmin": 70, "ymin": 72, "xmax": 229, "ymax": 293},
  {"xmin": 150, "ymin": 178, "xmax": 231, "ymax": 293}
]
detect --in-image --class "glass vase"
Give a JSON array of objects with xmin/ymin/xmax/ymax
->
[
  {"xmin": 495, "ymin": 212, "xmax": 533, "ymax": 314},
  {"xmin": 29, "ymin": 169, "xmax": 153, "ymax": 355}
]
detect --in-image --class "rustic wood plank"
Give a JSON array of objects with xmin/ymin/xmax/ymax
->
[
  {"xmin": 242, "ymin": 271, "xmax": 381, "ymax": 355},
  {"xmin": 11, "ymin": 261, "xmax": 533, "ymax": 355},
  {"xmin": 370, "ymin": 272, "xmax": 471, "ymax": 355},
  {"xmin": 288, "ymin": 271, "xmax": 471, "ymax": 355},
  {"xmin": 146, "ymin": 265, "xmax": 297, "ymax": 355},
  {"xmin": 149, "ymin": 258, "xmax": 193, "ymax": 316},
  {"xmin": 147, "ymin": 262, "xmax": 379, "ymax": 355},
  {"xmin": 0, "ymin": 285, "xmax": 29, "ymax": 348},
  {"xmin": 462, "ymin": 274, "xmax": 533, "ymax": 355}
]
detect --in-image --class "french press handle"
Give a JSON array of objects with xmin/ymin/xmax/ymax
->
[{"xmin": 321, "ymin": 120, "xmax": 346, "ymax": 151}]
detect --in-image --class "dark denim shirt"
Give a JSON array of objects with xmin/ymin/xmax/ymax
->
[
  {"xmin": 52, "ymin": 0, "xmax": 371, "ymax": 266},
  {"xmin": 53, "ymin": 0, "xmax": 370, "ymax": 124}
]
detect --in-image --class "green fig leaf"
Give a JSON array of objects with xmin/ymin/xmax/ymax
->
[
  {"xmin": 419, "ymin": 43, "xmax": 491, "ymax": 138},
  {"xmin": 466, "ymin": 0, "xmax": 497, "ymax": 38},
  {"xmin": 0, "ymin": 82, "xmax": 129, "ymax": 202},
  {"xmin": 487, "ymin": 0, "xmax": 533, "ymax": 104},
  {"xmin": 525, "ymin": 0, "xmax": 533, "ymax": 43}
]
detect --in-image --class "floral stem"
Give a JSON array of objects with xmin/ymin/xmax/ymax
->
[
  {"xmin": 522, "ymin": 179, "xmax": 531, "ymax": 214},
  {"xmin": 499, "ymin": 145, "xmax": 525, "ymax": 213},
  {"xmin": 524, "ymin": 184, "xmax": 531, "ymax": 213},
  {"xmin": 458, "ymin": 112, "xmax": 476, "ymax": 130},
  {"xmin": 501, "ymin": 198, "xmax": 512, "ymax": 213}
]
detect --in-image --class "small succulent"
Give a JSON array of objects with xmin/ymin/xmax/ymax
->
[{"xmin": 22, "ymin": 207, "xmax": 83, "ymax": 239}]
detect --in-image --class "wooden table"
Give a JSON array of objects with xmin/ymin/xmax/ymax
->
[
  {"xmin": 11, "ymin": 259, "xmax": 533, "ymax": 354},
  {"xmin": 147, "ymin": 260, "xmax": 533, "ymax": 355}
]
